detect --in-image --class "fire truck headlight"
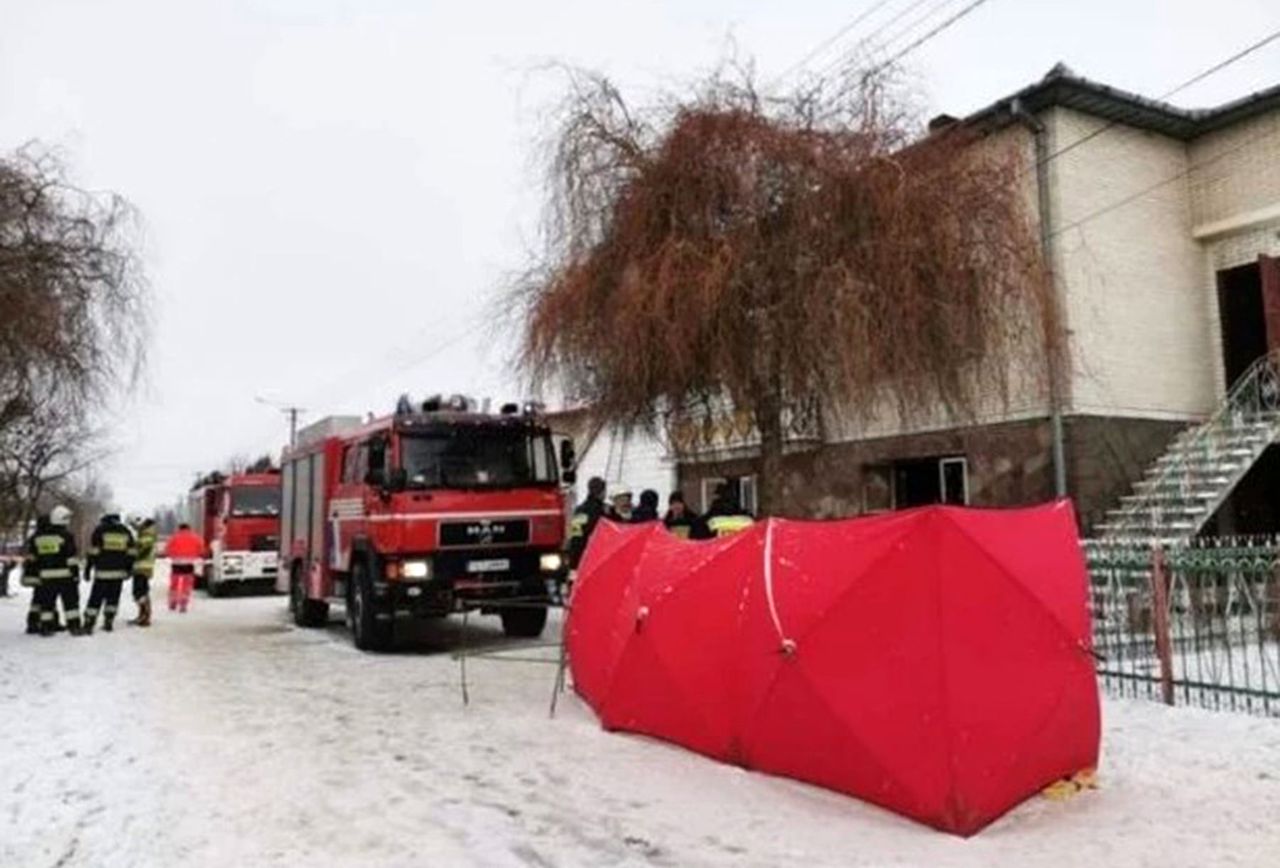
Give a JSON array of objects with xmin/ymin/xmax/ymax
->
[
  {"xmin": 223, "ymin": 556, "xmax": 243, "ymax": 574},
  {"xmin": 401, "ymin": 560, "xmax": 432, "ymax": 581},
  {"xmin": 539, "ymin": 553, "xmax": 564, "ymax": 573}
]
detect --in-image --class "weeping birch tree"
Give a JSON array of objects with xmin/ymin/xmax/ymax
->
[
  {"xmin": 514, "ymin": 67, "xmax": 1055, "ymax": 516},
  {"xmin": 0, "ymin": 145, "xmax": 148, "ymax": 530}
]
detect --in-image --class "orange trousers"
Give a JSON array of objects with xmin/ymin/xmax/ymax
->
[{"xmin": 168, "ymin": 573, "xmax": 194, "ymax": 611}]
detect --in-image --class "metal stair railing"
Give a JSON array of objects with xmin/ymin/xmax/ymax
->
[{"xmin": 1104, "ymin": 348, "xmax": 1280, "ymax": 541}]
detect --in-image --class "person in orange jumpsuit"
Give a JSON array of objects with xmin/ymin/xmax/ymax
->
[{"xmin": 163, "ymin": 523, "xmax": 207, "ymax": 613}]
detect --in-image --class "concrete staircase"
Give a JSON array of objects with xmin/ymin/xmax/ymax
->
[{"xmin": 1097, "ymin": 350, "xmax": 1280, "ymax": 546}]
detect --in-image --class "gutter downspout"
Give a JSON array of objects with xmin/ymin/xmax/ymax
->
[{"xmin": 1010, "ymin": 98, "xmax": 1068, "ymax": 499}]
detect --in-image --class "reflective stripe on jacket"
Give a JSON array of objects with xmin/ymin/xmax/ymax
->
[
  {"xmin": 24, "ymin": 526, "xmax": 79, "ymax": 583},
  {"xmin": 134, "ymin": 527, "xmax": 158, "ymax": 577},
  {"xmin": 705, "ymin": 515, "xmax": 754, "ymax": 537},
  {"xmin": 89, "ymin": 521, "xmax": 138, "ymax": 581}
]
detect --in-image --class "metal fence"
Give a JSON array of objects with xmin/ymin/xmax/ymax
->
[{"xmin": 1085, "ymin": 537, "xmax": 1280, "ymax": 716}]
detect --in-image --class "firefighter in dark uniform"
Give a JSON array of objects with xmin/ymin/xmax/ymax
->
[
  {"xmin": 130, "ymin": 517, "xmax": 157, "ymax": 627},
  {"xmin": 663, "ymin": 490, "xmax": 705, "ymax": 539},
  {"xmin": 23, "ymin": 505, "xmax": 84, "ymax": 636},
  {"xmin": 567, "ymin": 476, "xmax": 618, "ymax": 569},
  {"xmin": 84, "ymin": 513, "xmax": 137, "ymax": 634}
]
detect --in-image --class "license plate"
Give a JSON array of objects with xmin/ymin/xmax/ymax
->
[{"xmin": 467, "ymin": 559, "xmax": 510, "ymax": 573}]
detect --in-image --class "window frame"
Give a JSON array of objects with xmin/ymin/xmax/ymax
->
[
  {"xmin": 700, "ymin": 475, "xmax": 758, "ymax": 515},
  {"xmin": 939, "ymin": 456, "xmax": 969, "ymax": 506}
]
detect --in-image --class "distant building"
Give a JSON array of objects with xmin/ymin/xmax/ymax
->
[{"xmin": 678, "ymin": 65, "xmax": 1280, "ymax": 536}]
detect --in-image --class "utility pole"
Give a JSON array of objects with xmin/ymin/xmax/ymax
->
[{"xmin": 255, "ymin": 396, "xmax": 306, "ymax": 447}]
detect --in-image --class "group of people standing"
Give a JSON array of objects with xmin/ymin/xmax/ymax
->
[
  {"xmin": 18, "ymin": 507, "xmax": 209, "ymax": 636},
  {"xmin": 567, "ymin": 476, "xmax": 755, "ymax": 568},
  {"xmin": 20, "ymin": 507, "xmax": 157, "ymax": 635}
]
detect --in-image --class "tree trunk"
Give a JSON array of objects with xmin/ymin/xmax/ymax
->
[
  {"xmin": 755, "ymin": 393, "xmax": 786, "ymax": 517},
  {"xmin": 753, "ymin": 309, "xmax": 788, "ymax": 517}
]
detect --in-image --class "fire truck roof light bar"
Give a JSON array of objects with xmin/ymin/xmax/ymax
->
[{"xmin": 395, "ymin": 393, "xmax": 541, "ymax": 419}]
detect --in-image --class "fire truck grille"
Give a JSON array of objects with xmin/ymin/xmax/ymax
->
[
  {"xmin": 250, "ymin": 534, "xmax": 278, "ymax": 552},
  {"xmin": 438, "ymin": 518, "xmax": 530, "ymax": 548}
]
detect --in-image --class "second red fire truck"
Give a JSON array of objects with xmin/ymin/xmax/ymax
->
[
  {"xmin": 277, "ymin": 394, "xmax": 574, "ymax": 650},
  {"xmin": 188, "ymin": 469, "xmax": 282, "ymax": 595}
]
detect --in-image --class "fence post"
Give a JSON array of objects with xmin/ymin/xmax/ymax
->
[
  {"xmin": 1270, "ymin": 560, "xmax": 1280, "ymax": 642},
  {"xmin": 1149, "ymin": 546, "xmax": 1175, "ymax": 706}
]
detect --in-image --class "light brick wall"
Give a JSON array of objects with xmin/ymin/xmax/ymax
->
[
  {"xmin": 822, "ymin": 101, "xmax": 1279, "ymax": 445},
  {"xmin": 1048, "ymin": 107, "xmax": 1217, "ymax": 420},
  {"xmin": 1189, "ymin": 112, "xmax": 1280, "ymax": 229},
  {"xmin": 1190, "ymin": 113, "xmax": 1280, "ymax": 399}
]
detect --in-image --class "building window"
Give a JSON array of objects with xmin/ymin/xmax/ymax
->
[
  {"xmin": 701, "ymin": 475, "xmax": 758, "ymax": 515},
  {"xmin": 892, "ymin": 456, "xmax": 968, "ymax": 509}
]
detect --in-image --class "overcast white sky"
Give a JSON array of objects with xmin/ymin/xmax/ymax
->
[{"xmin": 2, "ymin": 0, "xmax": 1277, "ymax": 512}]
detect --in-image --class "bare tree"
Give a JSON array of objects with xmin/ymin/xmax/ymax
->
[
  {"xmin": 153, "ymin": 503, "xmax": 180, "ymax": 536},
  {"xmin": 513, "ymin": 65, "xmax": 1055, "ymax": 515},
  {"xmin": 48, "ymin": 474, "xmax": 116, "ymax": 548},
  {"xmin": 0, "ymin": 144, "xmax": 149, "ymax": 527},
  {"xmin": 0, "ymin": 401, "xmax": 108, "ymax": 535}
]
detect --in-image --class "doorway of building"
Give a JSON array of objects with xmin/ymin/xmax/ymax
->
[
  {"xmin": 1217, "ymin": 261, "xmax": 1268, "ymax": 387},
  {"xmin": 1208, "ymin": 445, "xmax": 1280, "ymax": 535}
]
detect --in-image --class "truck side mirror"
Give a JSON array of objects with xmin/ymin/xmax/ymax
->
[
  {"xmin": 559, "ymin": 438, "xmax": 576, "ymax": 471},
  {"xmin": 365, "ymin": 467, "xmax": 387, "ymax": 488},
  {"xmin": 562, "ymin": 468, "xmax": 577, "ymax": 486}
]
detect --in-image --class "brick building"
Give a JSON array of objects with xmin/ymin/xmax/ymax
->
[{"xmin": 678, "ymin": 65, "xmax": 1280, "ymax": 534}]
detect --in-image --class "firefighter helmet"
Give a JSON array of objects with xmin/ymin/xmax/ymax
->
[{"xmin": 50, "ymin": 505, "xmax": 72, "ymax": 527}]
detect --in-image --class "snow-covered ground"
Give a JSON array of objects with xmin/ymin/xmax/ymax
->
[{"xmin": 2, "ymin": 573, "xmax": 1279, "ymax": 868}]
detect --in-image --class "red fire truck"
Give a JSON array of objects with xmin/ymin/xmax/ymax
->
[
  {"xmin": 278, "ymin": 394, "xmax": 574, "ymax": 650},
  {"xmin": 188, "ymin": 470, "xmax": 282, "ymax": 596}
]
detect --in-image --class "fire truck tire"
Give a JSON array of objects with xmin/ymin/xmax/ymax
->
[
  {"xmin": 207, "ymin": 578, "xmax": 225, "ymax": 598},
  {"xmin": 501, "ymin": 604, "xmax": 548, "ymax": 638},
  {"xmin": 350, "ymin": 560, "xmax": 392, "ymax": 652},
  {"xmin": 290, "ymin": 564, "xmax": 329, "ymax": 628}
]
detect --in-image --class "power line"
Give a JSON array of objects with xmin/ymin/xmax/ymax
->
[
  {"xmin": 222, "ymin": 318, "xmax": 492, "ymax": 466},
  {"xmin": 371, "ymin": 320, "xmax": 491, "ymax": 388},
  {"xmin": 254, "ymin": 396, "xmax": 305, "ymax": 447},
  {"xmin": 299, "ymin": 316, "xmax": 490, "ymax": 409},
  {"xmin": 1172, "ymin": 27, "xmax": 1280, "ymax": 99},
  {"xmin": 813, "ymin": 0, "xmax": 956, "ymax": 81},
  {"xmin": 868, "ymin": 0, "xmax": 995, "ymax": 73},
  {"xmin": 1035, "ymin": 27, "xmax": 1280, "ymax": 171},
  {"xmin": 1049, "ymin": 119, "xmax": 1279, "ymax": 239},
  {"xmin": 770, "ymin": 0, "xmax": 898, "ymax": 88},
  {"xmin": 864, "ymin": 0, "xmax": 966, "ymax": 64}
]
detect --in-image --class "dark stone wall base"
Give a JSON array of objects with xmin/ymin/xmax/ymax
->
[{"xmin": 677, "ymin": 414, "xmax": 1191, "ymax": 535}]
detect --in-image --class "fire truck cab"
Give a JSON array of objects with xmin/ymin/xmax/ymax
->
[
  {"xmin": 278, "ymin": 394, "xmax": 574, "ymax": 651},
  {"xmin": 191, "ymin": 470, "xmax": 282, "ymax": 595}
]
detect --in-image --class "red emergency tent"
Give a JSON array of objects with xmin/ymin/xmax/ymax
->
[{"xmin": 567, "ymin": 501, "xmax": 1100, "ymax": 836}]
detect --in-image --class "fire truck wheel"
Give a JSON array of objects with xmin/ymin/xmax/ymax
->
[
  {"xmin": 349, "ymin": 560, "xmax": 392, "ymax": 652},
  {"xmin": 290, "ymin": 564, "xmax": 329, "ymax": 628},
  {"xmin": 500, "ymin": 604, "xmax": 548, "ymax": 638},
  {"xmin": 207, "ymin": 578, "xmax": 225, "ymax": 598}
]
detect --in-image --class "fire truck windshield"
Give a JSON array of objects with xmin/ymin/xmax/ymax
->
[
  {"xmin": 399, "ymin": 429, "xmax": 558, "ymax": 490},
  {"xmin": 230, "ymin": 487, "xmax": 281, "ymax": 517}
]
